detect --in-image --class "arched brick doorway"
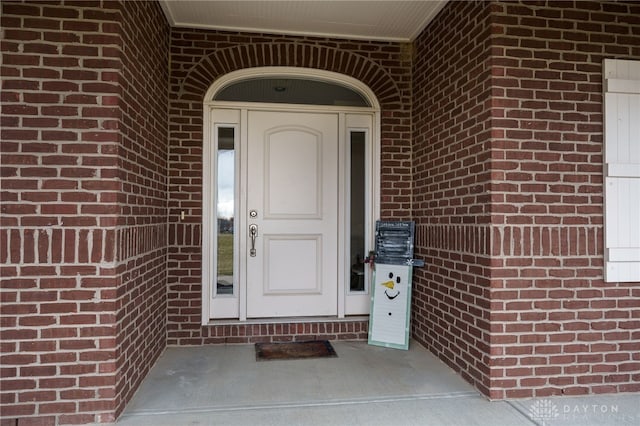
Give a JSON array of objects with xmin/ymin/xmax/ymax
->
[{"xmin": 167, "ymin": 36, "xmax": 412, "ymax": 344}]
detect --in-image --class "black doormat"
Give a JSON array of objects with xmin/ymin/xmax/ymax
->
[{"xmin": 255, "ymin": 340, "xmax": 338, "ymax": 361}]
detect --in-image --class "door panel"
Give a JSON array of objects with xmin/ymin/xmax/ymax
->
[
  {"xmin": 247, "ymin": 111, "xmax": 338, "ymax": 318},
  {"xmin": 264, "ymin": 128, "xmax": 322, "ymax": 218},
  {"xmin": 264, "ymin": 235, "xmax": 321, "ymax": 294}
]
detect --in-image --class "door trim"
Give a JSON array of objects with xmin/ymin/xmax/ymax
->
[{"xmin": 202, "ymin": 68, "xmax": 381, "ymax": 324}]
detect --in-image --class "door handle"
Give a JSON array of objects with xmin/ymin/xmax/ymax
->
[{"xmin": 249, "ymin": 224, "xmax": 258, "ymax": 257}]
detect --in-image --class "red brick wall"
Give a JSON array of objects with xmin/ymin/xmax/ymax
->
[
  {"xmin": 488, "ymin": 0, "xmax": 640, "ymax": 399},
  {"xmin": 114, "ymin": 0, "xmax": 169, "ymax": 418},
  {"xmin": 167, "ymin": 29, "xmax": 412, "ymax": 344},
  {"xmin": 411, "ymin": 0, "xmax": 494, "ymax": 396},
  {"xmin": 0, "ymin": 1, "xmax": 169, "ymax": 423},
  {"xmin": 413, "ymin": 0, "xmax": 640, "ymax": 400}
]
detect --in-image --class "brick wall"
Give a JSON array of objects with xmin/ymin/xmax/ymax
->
[
  {"xmin": 412, "ymin": 0, "xmax": 640, "ymax": 400},
  {"xmin": 113, "ymin": 0, "xmax": 169, "ymax": 418},
  {"xmin": 0, "ymin": 1, "xmax": 169, "ymax": 423},
  {"xmin": 167, "ymin": 29, "xmax": 412, "ymax": 344},
  {"xmin": 488, "ymin": 0, "xmax": 640, "ymax": 399},
  {"xmin": 411, "ymin": 0, "xmax": 494, "ymax": 396}
]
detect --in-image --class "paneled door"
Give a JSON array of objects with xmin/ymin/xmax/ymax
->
[{"xmin": 246, "ymin": 111, "xmax": 338, "ymax": 317}]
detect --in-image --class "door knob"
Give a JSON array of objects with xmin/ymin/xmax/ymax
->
[{"xmin": 249, "ymin": 224, "xmax": 258, "ymax": 257}]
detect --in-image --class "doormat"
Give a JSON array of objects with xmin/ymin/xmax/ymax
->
[{"xmin": 255, "ymin": 340, "xmax": 337, "ymax": 361}]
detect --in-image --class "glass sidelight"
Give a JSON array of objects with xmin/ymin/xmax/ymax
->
[
  {"xmin": 349, "ymin": 131, "xmax": 366, "ymax": 293},
  {"xmin": 215, "ymin": 126, "xmax": 236, "ymax": 296}
]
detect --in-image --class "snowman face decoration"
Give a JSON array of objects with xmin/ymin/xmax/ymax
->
[{"xmin": 381, "ymin": 272, "xmax": 401, "ymax": 300}]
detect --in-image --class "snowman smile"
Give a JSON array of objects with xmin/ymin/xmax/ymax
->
[{"xmin": 384, "ymin": 289, "xmax": 400, "ymax": 299}]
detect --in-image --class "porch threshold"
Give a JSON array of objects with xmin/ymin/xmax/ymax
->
[{"xmin": 205, "ymin": 315, "xmax": 369, "ymax": 327}]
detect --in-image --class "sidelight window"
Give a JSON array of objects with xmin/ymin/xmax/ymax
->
[
  {"xmin": 215, "ymin": 126, "xmax": 237, "ymax": 297},
  {"xmin": 349, "ymin": 131, "xmax": 367, "ymax": 293}
]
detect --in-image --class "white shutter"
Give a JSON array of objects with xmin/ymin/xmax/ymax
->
[{"xmin": 603, "ymin": 59, "xmax": 640, "ymax": 282}]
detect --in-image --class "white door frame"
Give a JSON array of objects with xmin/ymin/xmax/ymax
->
[{"xmin": 201, "ymin": 67, "xmax": 381, "ymax": 324}]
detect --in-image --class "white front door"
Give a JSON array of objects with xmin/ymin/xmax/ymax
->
[{"xmin": 246, "ymin": 111, "xmax": 338, "ymax": 317}]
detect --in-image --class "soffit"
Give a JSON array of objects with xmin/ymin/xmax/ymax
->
[{"xmin": 159, "ymin": 0, "xmax": 447, "ymax": 42}]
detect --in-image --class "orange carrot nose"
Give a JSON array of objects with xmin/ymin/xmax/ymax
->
[{"xmin": 381, "ymin": 280, "xmax": 395, "ymax": 290}]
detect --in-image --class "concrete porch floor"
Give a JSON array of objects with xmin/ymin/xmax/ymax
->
[{"xmin": 107, "ymin": 341, "xmax": 639, "ymax": 426}]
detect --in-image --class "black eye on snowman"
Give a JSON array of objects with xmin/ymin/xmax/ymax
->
[
  {"xmin": 396, "ymin": 276, "xmax": 401, "ymax": 284},
  {"xmin": 388, "ymin": 272, "xmax": 394, "ymax": 279}
]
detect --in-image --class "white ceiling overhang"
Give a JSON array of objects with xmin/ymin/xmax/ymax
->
[{"xmin": 159, "ymin": 0, "xmax": 448, "ymax": 42}]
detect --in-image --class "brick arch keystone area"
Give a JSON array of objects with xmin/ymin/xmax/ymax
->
[{"xmin": 177, "ymin": 43, "xmax": 401, "ymax": 105}]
